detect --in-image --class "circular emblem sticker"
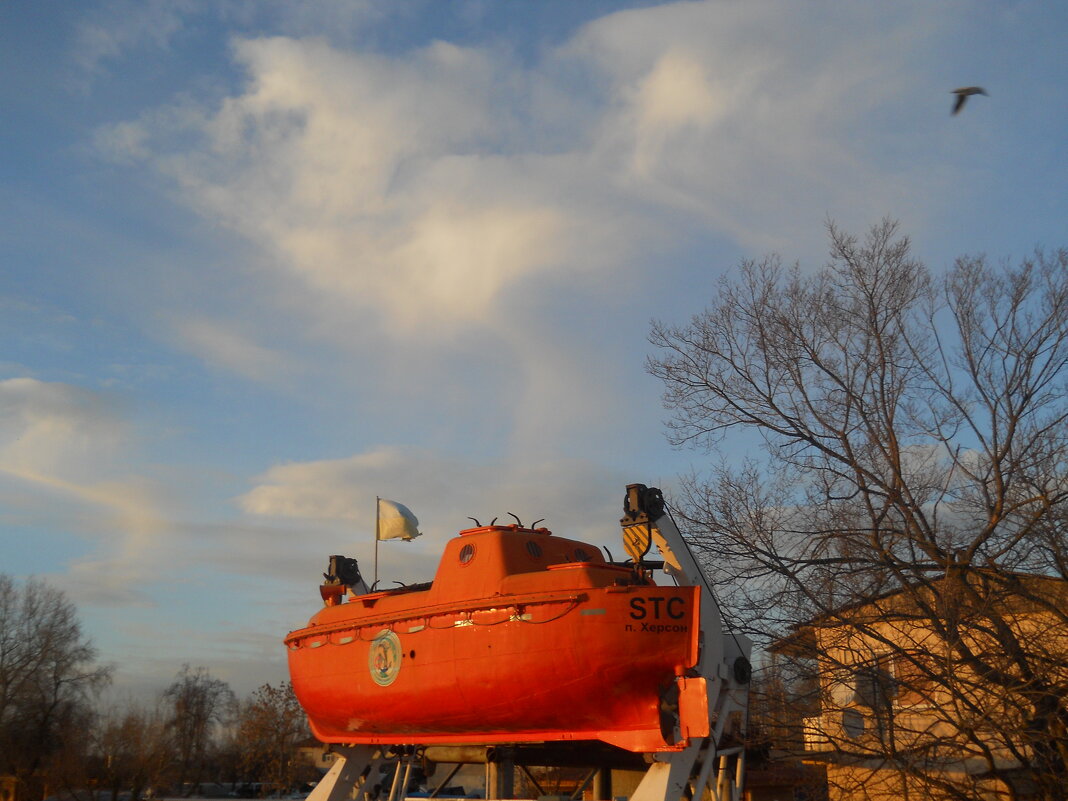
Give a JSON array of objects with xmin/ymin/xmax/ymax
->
[{"xmin": 368, "ymin": 629, "xmax": 402, "ymax": 686}]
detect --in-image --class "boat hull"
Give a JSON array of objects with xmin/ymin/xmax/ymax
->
[{"xmin": 287, "ymin": 584, "xmax": 700, "ymax": 753}]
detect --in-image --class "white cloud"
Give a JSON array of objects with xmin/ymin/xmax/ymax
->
[
  {"xmin": 0, "ymin": 378, "xmax": 166, "ymax": 601},
  {"xmin": 133, "ymin": 35, "xmax": 615, "ymax": 336},
  {"xmin": 239, "ymin": 444, "xmax": 633, "ymax": 548},
  {"xmin": 627, "ymin": 47, "xmax": 728, "ymax": 175},
  {"xmin": 0, "ymin": 378, "xmax": 127, "ymax": 481},
  {"xmin": 74, "ymin": 0, "xmax": 194, "ymax": 75},
  {"xmin": 87, "ymin": 0, "xmax": 963, "ymax": 475},
  {"xmin": 571, "ymin": 1, "xmax": 943, "ymax": 253},
  {"xmin": 174, "ymin": 317, "xmax": 291, "ymax": 381},
  {"xmin": 101, "ymin": 1, "xmax": 950, "ymax": 348},
  {"xmin": 89, "ymin": 36, "xmax": 644, "ymax": 342}
]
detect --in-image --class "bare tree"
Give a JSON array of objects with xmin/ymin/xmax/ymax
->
[
  {"xmin": 164, "ymin": 665, "xmax": 235, "ymax": 796},
  {"xmin": 649, "ymin": 220, "xmax": 1068, "ymax": 800},
  {"xmin": 235, "ymin": 683, "xmax": 312, "ymax": 797},
  {"xmin": 0, "ymin": 575, "xmax": 111, "ymax": 801},
  {"xmin": 93, "ymin": 701, "xmax": 174, "ymax": 801}
]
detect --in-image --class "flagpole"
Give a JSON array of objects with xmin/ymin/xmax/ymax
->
[{"xmin": 374, "ymin": 496, "xmax": 380, "ymax": 589}]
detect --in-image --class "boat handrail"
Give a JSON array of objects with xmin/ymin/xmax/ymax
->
[
  {"xmin": 544, "ymin": 561, "xmax": 633, "ymax": 573},
  {"xmin": 285, "ymin": 589, "xmax": 590, "ymax": 645}
]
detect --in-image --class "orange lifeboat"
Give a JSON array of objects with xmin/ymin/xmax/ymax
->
[{"xmin": 285, "ymin": 523, "xmax": 706, "ymax": 753}]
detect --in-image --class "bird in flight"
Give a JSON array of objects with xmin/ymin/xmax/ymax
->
[{"xmin": 952, "ymin": 86, "xmax": 987, "ymax": 115}]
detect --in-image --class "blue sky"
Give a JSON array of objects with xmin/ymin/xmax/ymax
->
[{"xmin": 2, "ymin": 0, "xmax": 1067, "ymax": 696}]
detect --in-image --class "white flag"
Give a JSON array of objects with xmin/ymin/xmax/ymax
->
[{"xmin": 377, "ymin": 498, "xmax": 421, "ymax": 541}]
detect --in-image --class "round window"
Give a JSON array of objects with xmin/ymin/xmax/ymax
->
[
  {"xmin": 574, "ymin": 548, "xmax": 592, "ymax": 562},
  {"xmin": 458, "ymin": 544, "xmax": 476, "ymax": 565},
  {"xmin": 526, "ymin": 541, "xmax": 543, "ymax": 558}
]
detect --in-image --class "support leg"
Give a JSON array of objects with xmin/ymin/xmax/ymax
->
[
  {"xmin": 307, "ymin": 746, "xmax": 387, "ymax": 801},
  {"xmin": 591, "ymin": 767, "xmax": 612, "ymax": 801},
  {"xmin": 628, "ymin": 743, "xmax": 702, "ymax": 801}
]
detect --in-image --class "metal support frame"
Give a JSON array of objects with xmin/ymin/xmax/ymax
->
[
  {"xmin": 517, "ymin": 765, "xmax": 545, "ymax": 797},
  {"xmin": 428, "ymin": 764, "xmax": 463, "ymax": 799},
  {"xmin": 485, "ymin": 750, "xmax": 514, "ymax": 800},
  {"xmin": 622, "ymin": 484, "xmax": 752, "ymax": 801},
  {"xmin": 304, "ymin": 746, "xmax": 420, "ymax": 801},
  {"xmin": 306, "ymin": 746, "xmax": 386, "ymax": 801}
]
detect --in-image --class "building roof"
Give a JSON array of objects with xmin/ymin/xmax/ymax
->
[{"xmin": 770, "ymin": 569, "xmax": 1068, "ymax": 656}]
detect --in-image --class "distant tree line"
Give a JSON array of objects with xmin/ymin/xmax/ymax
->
[{"xmin": 0, "ymin": 575, "xmax": 316, "ymax": 801}]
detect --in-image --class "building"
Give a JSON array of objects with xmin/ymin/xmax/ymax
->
[
  {"xmin": 295, "ymin": 738, "xmax": 337, "ymax": 775},
  {"xmin": 768, "ymin": 571, "xmax": 1068, "ymax": 801}
]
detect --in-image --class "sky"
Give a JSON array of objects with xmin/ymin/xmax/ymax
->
[{"xmin": 2, "ymin": 0, "xmax": 1067, "ymax": 698}]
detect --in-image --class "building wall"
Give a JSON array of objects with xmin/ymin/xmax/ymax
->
[{"xmin": 790, "ymin": 583, "xmax": 1068, "ymax": 801}]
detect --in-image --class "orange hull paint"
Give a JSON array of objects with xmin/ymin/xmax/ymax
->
[{"xmin": 286, "ymin": 526, "xmax": 701, "ymax": 752}]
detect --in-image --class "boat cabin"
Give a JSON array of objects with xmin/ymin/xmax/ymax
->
[{"xmin": 320, "ymin": 524, "xmax": 648, "ymax": 610}]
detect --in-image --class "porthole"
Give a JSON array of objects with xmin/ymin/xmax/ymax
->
[
  {"xmin": 526, "ymin": 541, "xmax": 543, "ymax": 558},
  {"xmin": 574, "ymin": 547, "xmax": 592, "ymax": 562},
  {"xmin": 459, "ymin": 543, "xmax": 476, "ymax": 565}
]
